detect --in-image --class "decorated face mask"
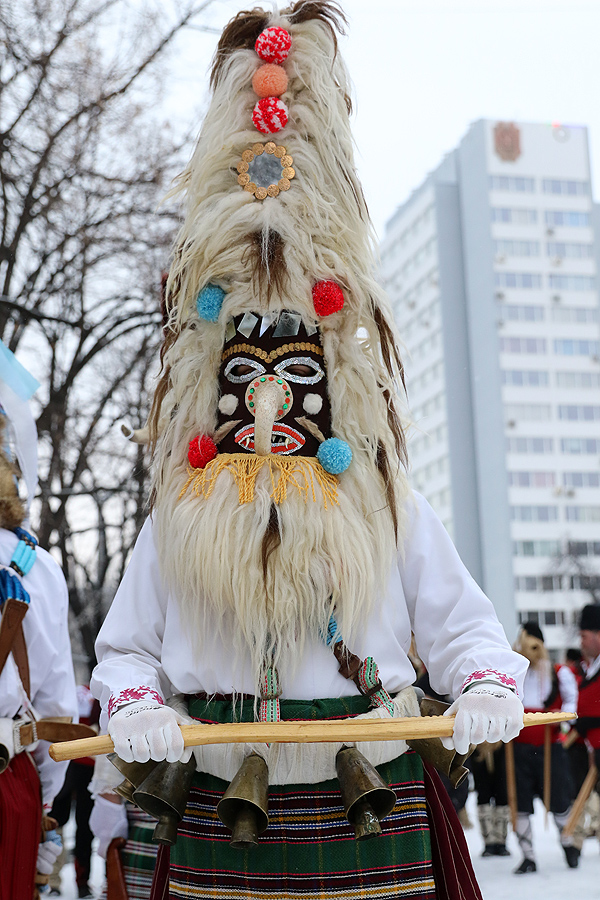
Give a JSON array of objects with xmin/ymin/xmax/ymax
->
[
  {"xmin": 217, "ymin": 311, "xmax": 331, "ymax": 457},
  {"xmin": 518, "ymin": 634, "xmax": 546, "ymax": 667}
]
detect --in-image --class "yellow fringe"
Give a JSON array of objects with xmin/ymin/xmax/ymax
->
[{"xmin": 178, "ymin": 454, "xmax": 340, "ymax": 507}]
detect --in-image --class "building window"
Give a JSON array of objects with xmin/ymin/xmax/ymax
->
[
  {"xmin": 549, "ymin": 275, "xmax": 596, "ymax": 291},
  {"xmin": 511, "ymin": 505, "xmax": 559, "ymax": 521},
  {"xmin": 570, "ymin": 575, "xmax": 600, "ymax": 591},
  {"xmin": 563, "ymin": 472, "xmax": 600, "ymax": 488},
  {"xmin": 554, "ymin": 339, "xmax": 600, "ymax": 356},
  {"xmin": 552, "ymin": 308, "xmax": 599, "ymax": 325},
  {"xmin": 509, "ymin": 471, "xmax": 556, "ymax": 487},
  {"xmin": 545, "ymin": 210, "xmax": 591, "ymax": 227},
  {"xmin": 542, "ymin": 179, "xmax": 589, "ymax": 196},
  {"xmin": 567, "ymin": 541, "xmax": 600, "ymax": 556},
  {"xmin": 489, "ymin": 175, "xmax": 535, "ymax": 192},
  {"xmin": 500, "ymin": 305, "xmax": 545, "ymax": 322},
  {"xmin": 561, "ymin": 438, "xmax": 600, "ymax": 454},
  {"xmin": 501, "ymin": 370, "xmax": 549, "ymax": 387},
  {"xmin": 513, "ymin": 540, "xmax": 561, "ymax": 556},
  {"xmin": 500, "ymin": 337, "xmax": 547, "ymax": 354},
  {"xmin": 565, "ymin": 506, "xmax": 600, "ymax": 522},
  {"xmin": 507, "ymin": 437, "xmax": 554, "ymax": 454},
  {"xmin": 494, "ymin": 239, "xmax": 540, "ymax": 257},
  {"xmin": 558, "ymin": 405, "xmax": 600, "ymax": 421},
  {"xmin": 495, "ymin": 272, "xmax": 542, "ymax": 289},
  {"xmin": 505, "ymin": 404, "xmax": 552, "ymax": 422},
  {"xmin": 556, "ymin": 371, "xmax": 600, "ymax": 388},
  {"xmin": 518, "ymin": 610, "xmax": 540, "ymax": 624},
  {"xmin": 546, "ymin": 241, "xmax": 594, "ymax": 259},
  {"xmin": 491, "ymin": 207, "xmax": 538, "ymax": 224}
]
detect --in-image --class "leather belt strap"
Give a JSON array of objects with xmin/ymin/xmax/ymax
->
[
  {"xmin": 0, "ymin": 598, "xmax": 30, "ymax": 697},
  {"xmin": 16, "ymin": 719, "xmax": 97, "ymax": 749}
]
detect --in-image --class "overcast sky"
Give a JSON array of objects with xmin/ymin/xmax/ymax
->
[{"xmin": 164, "ymin": 0, "xmax": 600, "ymax": 238}]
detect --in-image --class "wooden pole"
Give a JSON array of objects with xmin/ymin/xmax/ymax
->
[
  {"xmin": 543, "ymin": 724, "xmax": 552, "ymax": 827},
  {"xmin": 563, "ymin": 763, "xmax": 599, "ymax": 838},
  {"xmin": 504, "ymin": 739, "xmax": 518, "ymax": 832},
  {"xmin": 48, "ymin": 710, "xmax": 574, "ymax": 763}
]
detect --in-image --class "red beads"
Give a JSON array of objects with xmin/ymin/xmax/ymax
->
[
  {"xmin": 252, "ymin": 97, "xmax": 289, "ymax": 134},
  {"xmin": 312, "ymin": 280, "xmax": 345, "ymax": 316},
  {"xmin": 188, "ymin": 435, "xmax": 218, "ymax": 469},
  {"xmin": 255, "ymin": 26, "xmax": 291, "ymax": 64}
]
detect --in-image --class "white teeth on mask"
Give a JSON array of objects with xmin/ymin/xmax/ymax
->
[{"xmin": 285, "ymin": 437, "xmax": 292, "ymax": 448}]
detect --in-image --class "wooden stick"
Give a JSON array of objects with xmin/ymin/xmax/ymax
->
[
  {"xmin": 543, "ymin": 724, "xmax": 552, "ymax": 827},
  {"xmin": 504, "ymin": 739, "xmax": 518, "ymax": 832},
  {"xmin": 48, "ymin": 710, "xmax": 574, "ymax": 763},
  {"xmin": 563, "ymin": 763, "xmax": 598, "ymax": 838}
]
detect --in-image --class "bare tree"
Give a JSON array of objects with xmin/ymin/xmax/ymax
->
[{"xmin": 0, "ymin": 0, "xmax": 215, "ymax": 676}]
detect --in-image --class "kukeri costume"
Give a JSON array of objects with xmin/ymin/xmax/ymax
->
[
  {"xmin": 91, "ymin": 4, "xmax": 527, "ymax": 898},
  {"xmin": 0, "ymin": 345, "xmax": 80, "ymax": 900}
]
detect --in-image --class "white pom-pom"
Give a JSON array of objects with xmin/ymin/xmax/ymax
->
[
  {"xmin": 303, "ymin": 393, "xmax": 323, "ymax": 415},
  {"xmin": 218, "ymin": 394, "xmax": 239, "ymax": 415}
]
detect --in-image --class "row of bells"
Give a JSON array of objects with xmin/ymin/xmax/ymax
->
[
  {"xmin": 109, "ymin": 704, "xmax": 471, "ymax": 850},
  {"xmin": 109, "ymin": 746, "xmax": 399, "ymax": 848}
]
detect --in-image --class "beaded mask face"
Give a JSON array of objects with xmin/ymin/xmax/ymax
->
[{"xmin": 217, "ymin": 311, "xmax": 331, "ymax": 456}]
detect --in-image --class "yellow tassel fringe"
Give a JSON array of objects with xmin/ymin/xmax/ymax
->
[{"xmin": 178, "ymin": 453, "xmax": 340, "ymax": 507}]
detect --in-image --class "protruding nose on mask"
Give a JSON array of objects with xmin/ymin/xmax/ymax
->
[{"xmin": 252, "ymin": 379, "xmax": 287, "ymax": 456}]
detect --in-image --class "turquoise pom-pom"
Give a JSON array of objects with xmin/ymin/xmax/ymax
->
[
  {"xmin": 317, "ymin": 438, "xmax": 352, "ymax": 474},
  {"xmin": 196, "ymin": 284, "xmax": 226, "ymax": 323}
]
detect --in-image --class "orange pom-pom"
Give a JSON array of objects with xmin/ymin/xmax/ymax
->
[{"xmin": 252, "ymin": 64, "xmax": 288, "ymax": 99}]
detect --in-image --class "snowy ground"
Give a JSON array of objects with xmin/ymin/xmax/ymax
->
[{"xmin": 54, "ymin": 793, "xmax": 600, "ymax": 899}]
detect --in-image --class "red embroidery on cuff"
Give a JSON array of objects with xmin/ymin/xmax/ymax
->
[
  {"xmin": 461, "ymin": 669, "xmax": 517, "ymax": 694},
  {"xmin": 107, "ymin": 687, "xmax": 164, "ymax": 719}
]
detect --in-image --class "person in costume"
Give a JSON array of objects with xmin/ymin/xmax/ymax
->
[
  {"xmin": 91, "ymin": 4, "xmax": 528, "ymax": 898},
  {"xmin": 568, "ymin": 604, "xmax": 600, "ymax": 855},
  {"xmin": 510, "ymin": 621, "xmax": 578, "ymax": 873},
  {"xmin": 0, "ymin": 343, "xmax": 80, "ymax": 900}
]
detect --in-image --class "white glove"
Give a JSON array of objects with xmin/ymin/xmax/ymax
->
[
  {"xmin": 36, "ymin": 835, "xmax": 62, "ymax": 875},
  {"xmin": 108, "ymin": 700, "xmax": 192, "ymax": 764},
  {"xmin": 441, "ymin": 683, "xmax": 524, "ymax": 755},
  {"xmin": 90, "ymin": 795, "xmax": 129, "ymax": 858}
]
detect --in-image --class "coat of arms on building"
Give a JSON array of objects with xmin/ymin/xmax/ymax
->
[{"xmin": 494, "ymin": 122, "xmax": 521, "ymax": 162}]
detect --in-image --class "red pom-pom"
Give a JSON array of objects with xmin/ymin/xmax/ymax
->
[
  {"xmin": 252, "ymin": 97, "xmax": 288, "ymax": 134},
  {"xmin": 255, "ymin": 26, "xmax": 291, "ymax": 64},
  {"xmin": 312, "ymin": 281, "xmax": 345, "ymax": 316},
  {"xmin": 188, "ymin": 435, "xmax": 218, "ymax": 469}
]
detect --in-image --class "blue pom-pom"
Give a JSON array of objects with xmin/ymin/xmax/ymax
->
[
  {"xmin": 196, "ymin": 284, "xmax": 226, "ymax": 323},
  {"xmin": 317, "ymin": 438, "xmax": 352, "ymax": 474}
]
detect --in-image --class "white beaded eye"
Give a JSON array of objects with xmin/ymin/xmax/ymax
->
[
  {"xmin": 303, "ymin": 393, "xmax": 323, "ymax": 415},
  {"xmin": 219, "ymin": 394, "xmax": 239, "ymax": 415}
]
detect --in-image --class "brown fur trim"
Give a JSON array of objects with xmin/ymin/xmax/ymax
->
[
  {"xmin": 376, "ymin": 442, "xmax": 399, "ymax": 543},
  {"xmin": 261, "ymin": 502, "xmax": 281, "ymax": 594},
  {"xmin": 148, "ymin": 329, "xmax": 178, "ymax": 455},
  {"xmin": 0, "ymin": 457, "xmax": 25, "ymax": 530},
  {"xmin": 372, "ymin": 303, "xmax": 408, "ymax": 471},
  {"xmin": 243, "ymin": 229, "xmax": 288, "ymax": 304},
  {"xmin": 210, "ymin": 8, "xmax": 270, "ymax": 89}
]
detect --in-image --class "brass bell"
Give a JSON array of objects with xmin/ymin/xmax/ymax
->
[
  {"xmin": 133, "ymin": 755, "xmax": 197, "ymax": 846},
  {"xmin": 107, "ymin": 753, "xmax": 159, "ymax": 803},
  {"xmin": 407, "ymin": 698, "xmax": 471, "ymax": 788},
  {"xmin": 335, "ymin": 747, "xmax": 397, "ymax": 841},
  {"xmin": 217, "ymin": 754, "xmax": 269, "ymax": 849}
]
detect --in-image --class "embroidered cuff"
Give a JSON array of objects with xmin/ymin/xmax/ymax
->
[
  {"xmin": 107, "ymin": 687, "xmax": 164, "ymax": 719},
  {"xmin": 461, "ymin": 669, "xmax": 518, "ymax": 695}
]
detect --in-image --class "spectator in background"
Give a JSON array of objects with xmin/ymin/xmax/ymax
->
[
  {"xmin": 0, "ymin": 344, "xmax": 81, "ymax": 900},
  {"xmin": 49, "ymin": 685, "xmax": 100, "ymax": 899}
]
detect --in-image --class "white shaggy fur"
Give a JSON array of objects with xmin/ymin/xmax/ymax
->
[{"xmin": 152, "ymin": 6, "xmax": 410, "ymax": 689}]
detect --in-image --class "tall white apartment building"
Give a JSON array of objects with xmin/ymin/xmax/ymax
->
[{"xmin": 380, "ymin": 119, "xmax": 600, "ymax": 652}]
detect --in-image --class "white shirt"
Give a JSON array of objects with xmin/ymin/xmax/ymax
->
[
  {"xmin": 521, "ymin": 662, "xmax": 578, "ymax": 714},
  {"xmin": 92, "ymin": 492, "xmax": 527, "ymax": 719},
  {"xmin": 0, "ymin": 529, "xmax": 78, "ymax": 806}
]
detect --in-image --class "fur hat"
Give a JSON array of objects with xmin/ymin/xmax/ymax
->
[
  {"xmin": 580, "ymin": 604, "xmax": 600, "ymax": 632},
  {"xmin": 521, "ymin": 620, "xmax": 544, "ymax": 642}
]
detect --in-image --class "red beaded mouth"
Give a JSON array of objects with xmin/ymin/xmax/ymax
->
[{"xmin": 234, "ymin": 423, "xmax": 305, "ymax": 454}]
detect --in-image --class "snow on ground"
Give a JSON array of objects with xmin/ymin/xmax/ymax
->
[{"xmin": 55, "ymin": 793, "xmax": 600, "ymax": 899}]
